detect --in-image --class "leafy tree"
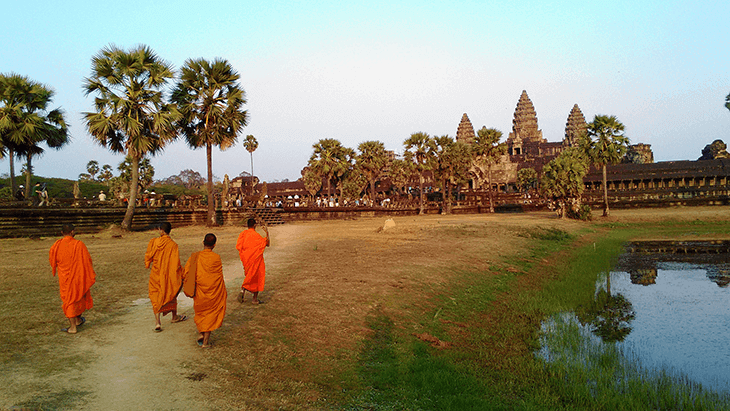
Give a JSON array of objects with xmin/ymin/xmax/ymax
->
[
  {"xmin": 432, "ymin": 135, "xmax": 472, "ymax": 214},
  {"xmin": 86, "ymin": 160, "xmax": 100, "ymax": 181},
  {"xmin": 118, "ymin": 156, "xmax": 155, "ymax": 192},
  {"xmin": 341, "ymin": 164, "xmax": 368, "ymax": 203},
  {"xmin": 404, "ymin": 132, "xmax": 436, "ymax": 214},
  {"xmin": 516, "ymin": 168, "xmax": 538, "ymax": 193},
  {"xmin": 387, "ymin": 158, "xmax": 412, "ymax": 199},
  {"xmin": 308, "ymin": 138, "xmax": 353, "ymax": 200},
  {"xmin": 159, "ymin": 169, "xmax": 206, "ymax": 190},
  {"xmin": 472, "ymin": 127, "xmax": 507, "ymax": 213},
  {"xmin": 98, "ymin": 164, "xmax": 114, "ymax": 184},
  {"xmin": 243, "ymin": 134, "xmax": 258, "ymax": 195},
  {"xmin": 78, "ymin": 172, "xmax": 92, "ymax": 182},
  {"xmin": 585, "ymin": 115, "xmax": 629, "ymax": 217},
  {"xmin": 83, "ymin": 45, "xmax": 179, "ymax": 230},
  {"xmin": 726, "ymin": 92, "xmax": 730, "ymax": 112},
  {"xmin": 540, "ymin": 147, "xmax": 588, "ymax": 218},
  {"xmin": 356, "ymin": 140, "xmax": 388, "ymax": 202},
  {"xmin": 0, "ymin": 73, "xmax": 68, "ymax": 199},
  {"xmin": 302, "ymin": 167, "xmax": 322, "ymax": 200},
  {"xmin": 172, "ymin": 57, "xmax": 248, "ymax": 226}
]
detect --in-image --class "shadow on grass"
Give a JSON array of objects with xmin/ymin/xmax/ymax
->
[
  {"xmin": 344, "ymin": 312, "xmax": 507, "ymax": 411},
  {"xmin": 14, "ymin": 388, "xmax": 90, "ymax": 410}
]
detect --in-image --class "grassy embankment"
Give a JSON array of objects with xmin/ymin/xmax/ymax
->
[{"xmin": 342, "ymin": 218, "xmax": 730, "ymax": 410}]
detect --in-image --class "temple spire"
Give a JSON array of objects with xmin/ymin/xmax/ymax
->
[
  {"xmin": 507, "ymin": 90, "xmax": 544, "ymax": 156},
  {"xmin": 564, "ymin": 104, "xmax": 587, "ymax": 148},
  {"xmin": 456, "ymin": 113, "xmax": 476, "ymax": 144}
]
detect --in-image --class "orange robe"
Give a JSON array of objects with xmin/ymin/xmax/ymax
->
[
  {"xmin": 185, "ymin": 249, "xmax": 227, "ymax": 333},
  {"xmin": 49, "ymin": 236, "xmax": 95, "ymax": 318},
  {"xmin": 236, "ymin": 228, "xmax": 267, "ymax": 292},
  {"xmin": 145, "ymin": 234, "xmax": 183, "ymax": 314}
]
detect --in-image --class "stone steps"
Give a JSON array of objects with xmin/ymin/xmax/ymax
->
[{"xmin": 250, "ymin": 207, "xmax": 285, "ymax": 226}]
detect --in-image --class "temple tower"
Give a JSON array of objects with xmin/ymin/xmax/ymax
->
[
  {"xmin": 456, "ymin": 113, "xmax": 476, "ymax": 144},
  {"xmin": 507, "ymin": 90, "xmax": 544, "ymax": 156},
  {"xmin": 563, "ymin": 104, "xmax": 587, "ymax": 148}
]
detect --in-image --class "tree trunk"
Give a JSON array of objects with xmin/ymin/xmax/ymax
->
[
  {"xmin": 444, "ymin": 179, "xmax": 452, "ymax": 214},
  {"xmin": 25, "ymin": 153, "xmax": 32, "ymax": 200},
  {"xmin": 121, "ymin": 155, "xmax": 139, "ymax": 231},
  {"xmin": 418, "ymin": 173, "xmax": 425, "ymax": 215},
  {"xmin": 487, "ymin": 166, "xmax": 495, "ymax": 213},
  {"xmin": 249, "ymin": 152, "xmax": 254, "ymax": 196},
  {"xmin": 206, "ymin": 142, "xmax": 216, "ymax": 226},
  {"xmin": 602, "ymin": 164, "xmax": 609, "ymax": 217},
  {"xmin": 370, "ymin": 178, "xmax": 376, "ymax": 206},
  {"xmin": 8, "ymin": 148, "xmax": 16, "ymax": 196}
]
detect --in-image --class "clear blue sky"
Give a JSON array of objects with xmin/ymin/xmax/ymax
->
[{"xmin": 2, "ymin": 0, "xmax": 728, "ymax": 183}]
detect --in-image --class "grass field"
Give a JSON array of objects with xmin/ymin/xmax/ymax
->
[{"xmin": 1, "ymin": 207, "xmax": 730, "ymax": 410}]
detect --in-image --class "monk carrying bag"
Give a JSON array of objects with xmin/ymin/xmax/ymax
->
[{"xmin": 183, "ymin": 252, "xmax": 199, "ymax": 298}]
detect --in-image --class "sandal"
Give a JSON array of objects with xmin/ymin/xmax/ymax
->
[{"xmin": 171, "ymin": 315, "xmax": 187, "ymax": 323}]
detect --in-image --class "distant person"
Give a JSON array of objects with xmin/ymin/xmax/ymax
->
[
  {"xmin": 98, "ymin": 191, "xmax": 106, "ymax": 202},
  {"xmin": 14, "ymin": 185, "xmax": 24, "ymax": 201},
  {"xmin": 145, "ymin": 222, "xmax": 186, "ymax": 332},
  {"xmin": 184, "ymin": 233, "xmax": 227, "ymax": 348},
  {"xmin": 49, "ymin": 224, "xmax": 96, "ymax": 334},
  {"xmin": 236, "ymin": 218, "xmax": 270, "ymax": 304},
  {"xmin": 35, "ymin": 182, "xmax": 48, "ymax": 206}
]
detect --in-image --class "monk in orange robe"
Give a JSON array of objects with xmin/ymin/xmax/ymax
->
[
  {"xmin": 49, "ymin": 224, "xmax": 95, "ymax": 334},
  {"xmin": 236, "ymin": 218, "xmax": 270, "ymax": 304},
  {"xmin": 184, "ymin": 233, "xmax": 227, "ymax": 348},
  {"xmin": 145, "ymin": 222, "xmax": 186, "ymax": 332}
]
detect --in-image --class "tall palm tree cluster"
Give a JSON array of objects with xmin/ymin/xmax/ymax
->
[
  {"xmin": 1, "ymin": 45, "xmax": 250, "ymax": 229},
  {"xmin": 0, "ymin": 73, "xmax": 69, "ymax": 200},
  {"xmin": 81, "ymin": 45, "xmax": 248, "ymax": 229},
  {"xmin": 306, "ymin": 128, "xmax": 506, "ymax": 215}
]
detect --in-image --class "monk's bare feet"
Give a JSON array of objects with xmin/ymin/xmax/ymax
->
[
  {"xmin": 154, "ymin": 324, "xmax": 162, "ymax": 332},
  {"xmin": 63, "ymin": 327, "xmax": 77, "ymax": 334},
  {"xmin": 237, "ymin": 291, "xmax": 245, "ymax": 303},
  {"xmin": 171, "ymin": 314, "xmax": 187, "ymax": 323}
]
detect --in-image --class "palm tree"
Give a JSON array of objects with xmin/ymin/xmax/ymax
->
[
  {"xmin": 432, "ymin": 135, "xmax": 472, "ymax": 214},
  {"xmin": 243, "ymin": 135, "xmax": 258, "ymax": 195},
  {"xmin": 171, "ymin": 57, "xmax": 249, "ymax": 226},
  {"xmin": 356, "ymin": 140, "xmax": 387, "ymax": 204},
  {"xmin": 540, "ymin": 148, "xmax": 589, "ymax": 218},
  {"xmin": 308, "ymin": 138, "xmax": 352, "ymax": 201},
  {"xmin": 585, "ymin": 115, "xmax": 629, "ymax": 217},
  {"xmin": 83, "ymin": 45, "xmax": 179, "ymax": 230},
  {"xmin": 387, "ymin": 158, "xmax": 412, "ymax": 200},
  {"xmin": 472, "ymin": 127, "xmax": 507, "ymax": 213},
  {"xmin": 0, "ymin": 73, "xmax": 68, "ymax": 198},
  {"xmin": 404, "ymin": 132, "xmax": 436, "ymax": 214}
]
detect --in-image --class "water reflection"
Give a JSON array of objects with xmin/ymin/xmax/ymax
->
[
  {"xmin": 577, "ymin": 268, "xmax": 635, "ymax": 343},
  {"xmin": 607, "ymin": 259, "xmax": 730, "ymax": 392}
]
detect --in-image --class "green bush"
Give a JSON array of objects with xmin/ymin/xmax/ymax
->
[{"xmin": 567, "ymin": 204, "xmax": 593, "ymax": 221}]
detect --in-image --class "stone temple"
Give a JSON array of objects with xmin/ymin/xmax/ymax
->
[{"xmin": 466, "ymin": 90, "xmax": 652, "ymax": 191}]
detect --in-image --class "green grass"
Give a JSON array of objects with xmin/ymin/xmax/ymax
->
[
  {"xmin": 340, "ymin": 220, "xmax": 730, "ymax": 410},
  {"xmin": 539, "ymin": 314, "xmax": 730, "ymax": 410}
]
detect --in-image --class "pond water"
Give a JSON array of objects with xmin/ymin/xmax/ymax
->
[{"xmin": 604, "ymin": 261, "xmax": 730, "ymax": 392}]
